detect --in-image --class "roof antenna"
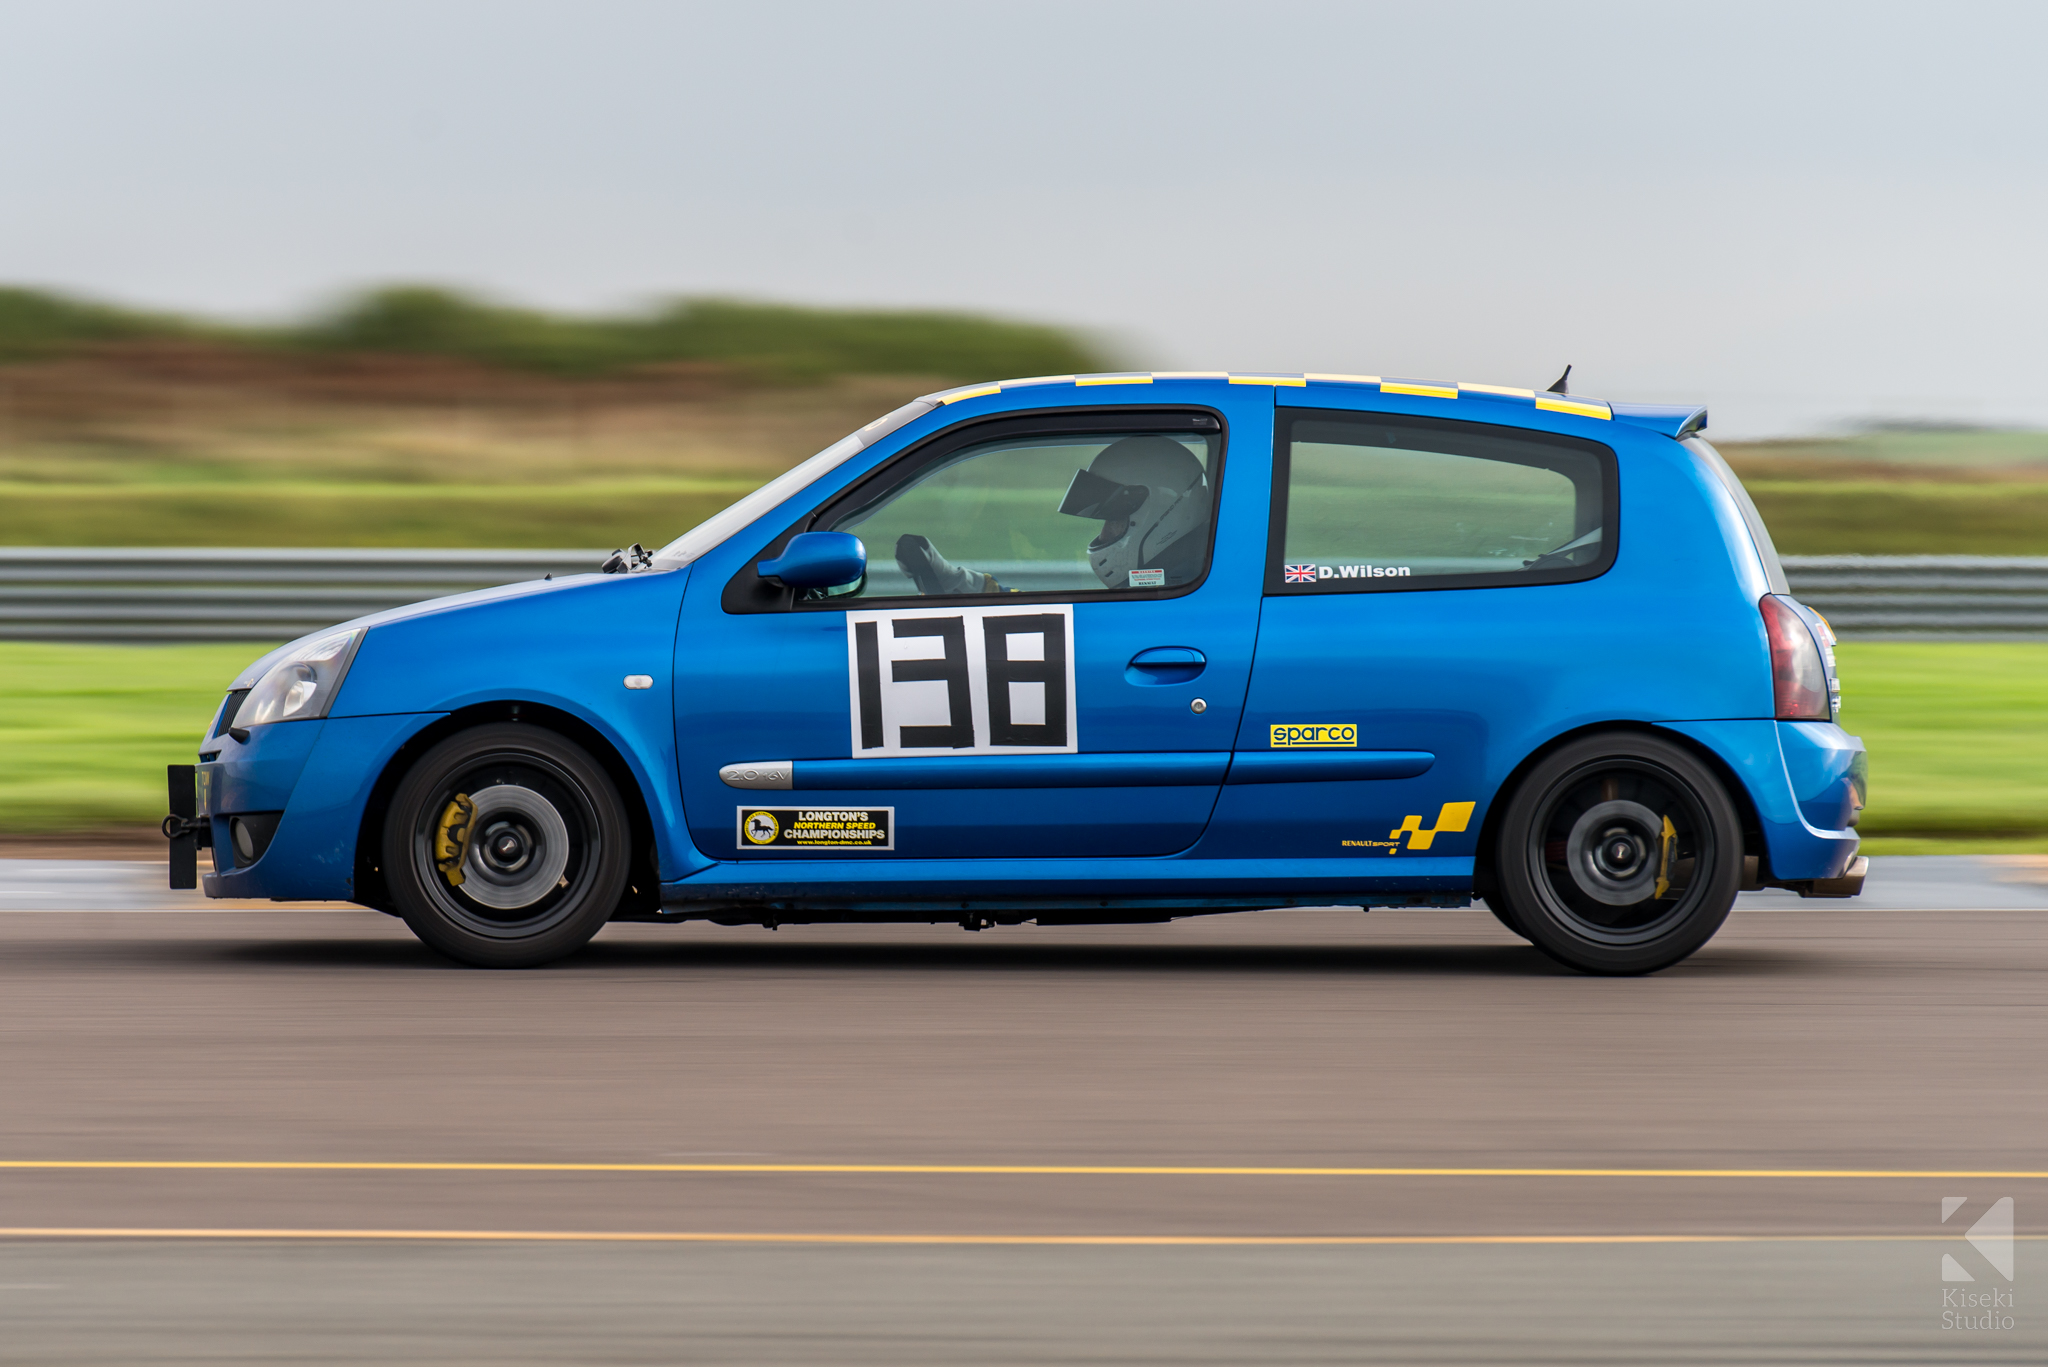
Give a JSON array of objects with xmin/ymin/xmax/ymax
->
[{"xmin": 1545, "ymin": 364, "xmax": 1572, "ymax": 395}]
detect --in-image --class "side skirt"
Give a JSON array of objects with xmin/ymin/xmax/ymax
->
[{"xmin": 631, "ymin": 892, "xmax": 1474, "ymax": 928}]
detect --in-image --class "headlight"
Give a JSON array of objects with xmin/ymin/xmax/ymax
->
[{"xmin": 231, "ymin": 628, "xmax": 364, "ymax": 730}]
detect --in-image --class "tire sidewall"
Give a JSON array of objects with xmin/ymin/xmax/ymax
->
[
  {"xmin": 1496, "ymin": 733, "xmax": 1741, "ymax": 975},
  {"xmin": 384, "ymin": 724, "xmax": 630, "ymax": 968}
]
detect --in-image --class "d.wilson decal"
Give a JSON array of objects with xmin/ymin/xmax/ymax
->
[{"xmin": 846, "ymin": 605, "xmax": 1077, "ymax": 756}]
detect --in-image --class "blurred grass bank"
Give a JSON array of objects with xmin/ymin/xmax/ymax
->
[
  {"xmin": 0, "ymin": 286, "xmax": 1107, "ymax": 549},
  {"xmin": 1728, "ymin": 428, "xmax": 2048, "ymax": 556},
  {"xmin": 0, "ymin": 640, "xmax": 2039, "ymax": 852},
  {"xmin": 2, "ymin": 286, "xmax": 2046, "ymax": 552}
]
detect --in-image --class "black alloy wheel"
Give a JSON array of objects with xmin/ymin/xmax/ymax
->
[
  {"xmin": 1491, "ymin": 732, "xmax": 1742, "ymax": 975},
  {"xmin": 383, "ymin": 724, "xmax": 631, "ymax": 968}
]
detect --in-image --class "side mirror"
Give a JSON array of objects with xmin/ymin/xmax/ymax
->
[{"xmin": 758, "ymin": 531, "xmax": 867, "ymax": 590}]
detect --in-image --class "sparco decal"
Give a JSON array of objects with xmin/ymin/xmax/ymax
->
[{"xmin": 845, "ymin": 605, "xmax": 1078, "ymax": 756}]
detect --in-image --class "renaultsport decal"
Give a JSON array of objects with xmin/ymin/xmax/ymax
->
[
  {"xmin": 1341, "ymin": 801, "xmax": 1478, "ymax": 852},
  {"xmin": 845, "ymin": 605, "xmax": 1077, "ymax": 756}
]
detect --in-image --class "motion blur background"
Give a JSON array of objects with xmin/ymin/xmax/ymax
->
[
  {"xmin": 1, "ymin": 0, "xmax": 2041, "ymax": 854},
  {"xmin": 2, "ymin": 6, "xmax": 2045, "ymax": 1362}
]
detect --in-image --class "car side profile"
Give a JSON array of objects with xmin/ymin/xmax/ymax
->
[{"xmin": 167, "ymin": 371, "xmax": 1868, "ymax": 974}]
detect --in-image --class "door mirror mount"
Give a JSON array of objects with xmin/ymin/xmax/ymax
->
[{"xmin": 758, "ymin": 532, "xmax": 868, "ymax": 590}]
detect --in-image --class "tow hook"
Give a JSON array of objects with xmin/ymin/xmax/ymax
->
[{"xmin": 164, "ymin": 764, "xmax": 209, "ymax": 891}]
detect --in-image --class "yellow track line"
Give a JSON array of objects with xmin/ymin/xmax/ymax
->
[
  {"xmin": 1, "ymin": 1228, "xmax": 2043, "ymax": 1245},
  {"xmin": 3, "ymin": 1161, "xmax": 2047, "ymax": 1179}
]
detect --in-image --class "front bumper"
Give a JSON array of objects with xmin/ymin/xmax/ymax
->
[{"xmin": 190, "ymin": 712, "xmax": 441, "ymax": 901}]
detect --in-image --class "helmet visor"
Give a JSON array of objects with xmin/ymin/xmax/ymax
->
[{"xmin": 1058, "ymin": 466, "xmax": 1151, "ymax": 521}]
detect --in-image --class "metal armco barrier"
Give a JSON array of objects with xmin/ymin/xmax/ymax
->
[
  {"xmin": 1782, "ymin": 556, "xmax": 2048, "ymax": 640},
  {"xmin": 0, "ymin": 549, "xmax": 2041, "ymax": 644},
  {"xmin": 0, "ymin": 548, "xmax": 604, "ymax": 643}
]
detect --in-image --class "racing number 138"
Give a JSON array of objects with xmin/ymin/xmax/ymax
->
[{"xmin": 845, "ymin": 605, "xmax": 1077, "ymax": 756}]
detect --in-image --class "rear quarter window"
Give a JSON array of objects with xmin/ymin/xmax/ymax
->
[
  {"xmin": 1683, "ymin": 435, "xmax": 1790, "ymax": 595},
  {"xmin": 1267, "ymin": 410, "xmax": 1617, "ymax": 593}
]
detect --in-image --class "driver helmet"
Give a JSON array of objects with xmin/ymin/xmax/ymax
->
[{"xmin": 1056, "ymin": 436, "xmax": 1211, "ymax": 589}]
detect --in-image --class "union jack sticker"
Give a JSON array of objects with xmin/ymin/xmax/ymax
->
[{"xmin": 1283, "ymin": 563, "xmax": 1319, "ymax": 584}]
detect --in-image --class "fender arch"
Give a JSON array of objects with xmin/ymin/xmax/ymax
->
[
  {"xmin": 352, "ymin": 701, "xmax": 661, "ymax": 919},
  {"xmin": 1472, "ymin": 720, "xmax": 1769, "ymax": 899}
]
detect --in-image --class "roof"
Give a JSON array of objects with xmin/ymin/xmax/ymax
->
[{"xmin": 916, "ymin": 372, "xmax": 1708, "ymax": 439}]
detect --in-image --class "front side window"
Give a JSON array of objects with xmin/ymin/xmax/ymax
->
[
  {"xmin": 819, "ymin": 424, "xmax": 1221, "ymax": 601},
  {"xmin": 1268, "ymin": 411, "xmax": 1615, "ymax": 593}
]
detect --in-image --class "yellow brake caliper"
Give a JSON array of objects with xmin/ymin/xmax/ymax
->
[
  {"xmin": 434, "ymin": 794, "xmax": 477, "ymax": 887},
  {"xmin": 1652, "ymin": 814, "xmax": 1678, "ymax": 900}
]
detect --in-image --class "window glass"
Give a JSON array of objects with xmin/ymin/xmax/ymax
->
[
  {"xmin": 823, "ymin": 430, "xmax": 1218, "ymax": 599},
  {"xmin": 1275, "ymin": 414, "xmax": 1610, "ymax": 590}
]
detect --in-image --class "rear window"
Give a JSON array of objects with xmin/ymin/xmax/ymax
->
[
  {"xmin": 1267, "ymin": 411, "xmax": 1616, "ymax": 593},
  {"xmin": 1684, "ymin": 435, "xmax": 1790, "ymax": 595}
]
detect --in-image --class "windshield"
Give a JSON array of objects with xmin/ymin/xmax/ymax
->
[{"xmin": 653, "ymin": 397, "xmax": 938, "ymax": 565}]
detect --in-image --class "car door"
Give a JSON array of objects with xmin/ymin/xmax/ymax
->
[
  {"xmin": 1202, "ymin": 396, "xmax": 1621, "ymax": 865},
  {"xmin": 672, "ymin": 389, "xmax": 1271, "ymax": 861}
]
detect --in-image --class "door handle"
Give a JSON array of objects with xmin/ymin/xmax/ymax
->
[{"xmin": 1125, "ymin": 647, "xmax": 1206, "ymax": 686}]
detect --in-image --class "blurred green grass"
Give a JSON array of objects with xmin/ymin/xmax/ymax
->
[
  {"xmin": 1, "ymin": 641, "xmax": 2040, "ymax": 852},
  {"xmin": 1836, "ymin": 642, "xmax": 2048, "ymax": 851},
  {"xmin": 4, "ymin": 476, "xmax": 2043, "ymax": 553},
  {"xmin": 6, "ymin": 455, "xmax": 2045, "ymax": 553},
  {"xmin": 0, "ymin": 642, "xmax": 261, "ymax": 833}
]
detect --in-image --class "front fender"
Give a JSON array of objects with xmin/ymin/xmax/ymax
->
[{"xmin": 329, "ymin": 567, "xmax": 705, "ymax": 881}]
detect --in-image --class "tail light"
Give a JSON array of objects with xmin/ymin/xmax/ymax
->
[{"xmin": 1760, "ymin": 594, "xmax": 1830, "ymax": 720}]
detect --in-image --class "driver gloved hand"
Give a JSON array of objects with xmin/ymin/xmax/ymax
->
[{"xmin": 895, "ymin": 534, "xmax": 986, "ymax": 596}]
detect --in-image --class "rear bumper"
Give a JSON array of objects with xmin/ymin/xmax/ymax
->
[
  {"xmin": 1656, "ymin": 719, "xmax": 1866, "ymax": 886},
  {"xmin": 1800, "ymin": 854, "xmax": 1869, "ymax": 898}
]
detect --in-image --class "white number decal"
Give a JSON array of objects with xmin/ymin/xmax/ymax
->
[{"xmin": 846, "ymin": 605, "xmax": 1077, "ymax": 756}]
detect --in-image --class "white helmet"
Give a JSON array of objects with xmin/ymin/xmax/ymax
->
[{"xmin": 1058, "ymin": 436, "xmax": 1212, "ymax": 589}]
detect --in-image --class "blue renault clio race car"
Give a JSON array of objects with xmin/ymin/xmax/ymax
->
[{"xmin": 167, "ymin": 371, "xmax": 1868, "ymax": 974}]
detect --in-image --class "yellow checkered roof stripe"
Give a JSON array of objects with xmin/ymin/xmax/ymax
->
[{"xmin": 921, "ymin": 373, "xmax": 1611, "ymax": 418}]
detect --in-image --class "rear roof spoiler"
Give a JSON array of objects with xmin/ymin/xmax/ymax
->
[{"xmin": 1610, "ymin": 402, "xmax": 1708, "ymax": 439}]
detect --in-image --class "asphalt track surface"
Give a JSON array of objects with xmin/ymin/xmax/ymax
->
[{"xmin": 1, "ymin": 858, "xmax": 2043, "ymax": 1363}]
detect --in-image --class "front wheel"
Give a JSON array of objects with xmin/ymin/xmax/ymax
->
[
  {"xmin": 383, "ymin": 724, "xmax": 630, "ymax": 968},
  {"xmin": 1491, "ymin": 733, "xmax": 1742, "ymax": 975}
]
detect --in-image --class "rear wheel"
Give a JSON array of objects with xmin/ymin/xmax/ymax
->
[
  {"xmin": 1481, "ymin": 895, "xmax": 1528, "ymax": 940},
  {"xmin": 383, "ymin": 724, "xmax": 629, "ymax": 968},
  {"xmin": 1492, "ymin": 733, "xmax": 1741, "ymax": 975}
]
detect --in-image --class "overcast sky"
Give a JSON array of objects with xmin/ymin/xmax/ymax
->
[{"xmin": 3, "ymin": 0, "xmax": 2043, "ymax": 435}]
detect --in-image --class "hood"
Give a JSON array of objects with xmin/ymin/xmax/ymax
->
[{"xmin": 225, "ymin": 571, "xmax": 629, "ymax": 688}]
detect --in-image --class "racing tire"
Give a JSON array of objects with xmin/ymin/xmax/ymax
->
[
  {"xmin": 1491, "ymin": 733, "xmax": 1741, "ymax": 975},
  {"xmin": 1480, "ymin": 895, "xmax": 1529, "ymax": 941},
  {"xmin": 383, "ymin": 724, "xmax": 631, "ymax": 968}
]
